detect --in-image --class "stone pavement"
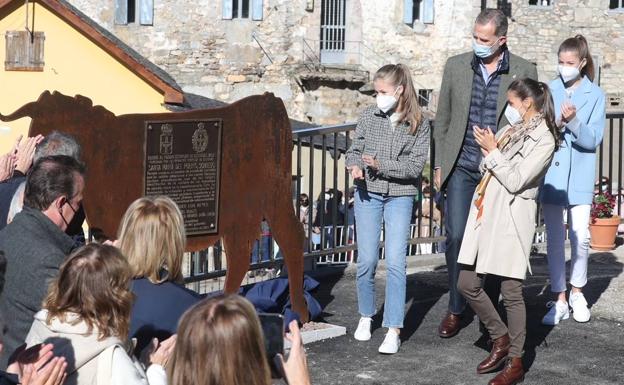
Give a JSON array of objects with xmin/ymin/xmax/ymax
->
[{"xmin": 304, "ymin": 242, "xmax": 624, "ymax": 385}]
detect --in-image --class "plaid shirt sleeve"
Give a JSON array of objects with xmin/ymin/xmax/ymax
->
[
  {"xmin": 377, "ymin": 118, "xmax": 430, "ymax": 180},
  {"xmin": 345, "ymin": 110, "xmax": 368, "ymax": 171}
]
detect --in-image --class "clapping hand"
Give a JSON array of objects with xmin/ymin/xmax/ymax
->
[
  {"xmin": 362, "ymin": 154, "xmax": 379, "ymax": 170},
  {"xmin": 347, "ymin": 165, "xmax": 364, "ymax": 180},
  {"xmin": 14, "ymin": 135, "xmax": 44, "ymax": 174},
  {"xmin": 561, "ymin": 101, "xmax": 577, "ymax": 123},
  {"xmin": 6, "ymin": 343, "xmax": 67, "ymax": 385},
  {"xmin": 474, "ymin": 126, "xmax": 497, "ymax": 156},
  {"xmin": 142, "ymin": 334, "xmax": 177, "ymax": 368},
  {"xmin": 0, "ymin": 153, "xmax": 16, "ymax": 182}
]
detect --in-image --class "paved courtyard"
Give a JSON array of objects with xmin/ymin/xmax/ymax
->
[{"xmin": 304, "ymin": 243, "xmax": 624, "ymax": 385}]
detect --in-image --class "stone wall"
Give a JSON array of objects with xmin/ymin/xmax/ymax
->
[
  {"xmin": 67, "ymin": 0, "xmax": 624, "ymax": 125},
  {"xmin": 507, "ymin": 0, "xmax": 624, "ymax": 109}
]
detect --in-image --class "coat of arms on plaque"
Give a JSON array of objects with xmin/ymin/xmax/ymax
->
[
  {"xmin": 160, "ymin": 124, "xmax": 173, "ymax": 155},
  {"xmin": 192, "ymin": 123, "xmax": 209, "ymax": 153}
]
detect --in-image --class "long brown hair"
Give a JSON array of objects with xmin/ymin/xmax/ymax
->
[
  {"xmin": 168, "ymin": 295, "xmax": 271, "ymax": 385},
  {"xmin": 558, "ymin": 34, "xmax": 595, "ymax": 82},
  {"xmin": 373, "ymin": 63, "xmax": 423, "ymax": 135},
  {"xmin": 43, "ymin": 243, "xmax": 134, "ymax": 340},
  {"xmin": 508, "ymin": 78, "xmax": 560, "ymax": 149},
  {"xmin": 117, "ymin": 196, "xmax": 186, "ymax": 283}
]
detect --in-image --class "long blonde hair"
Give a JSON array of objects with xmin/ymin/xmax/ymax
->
[
  {"xmin": 373, "ymin": 63, "xmax": 423, "ymax": 134},
  {"xmin": 168, "ymin": 295, "xmax": 271, "ymax": 385},
  {"xmin": 117, "ymin": 196, "xmax": 186, "ymax": 283}
]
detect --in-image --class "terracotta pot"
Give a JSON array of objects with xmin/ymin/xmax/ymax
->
[{"xmin": 589, "ymin": 216, "xmax": 621, "ymax": 251}]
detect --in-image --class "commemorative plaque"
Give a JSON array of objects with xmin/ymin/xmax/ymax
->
[{"xmin": 144, "ymin": 120, "xmax": 222, "ymax": 235}]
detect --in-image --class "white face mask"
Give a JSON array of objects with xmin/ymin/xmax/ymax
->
[
  {"xmin": 504, "ymin": 104, "xmax": 525, "ymax": 125},
  {"xmin": 324, "ymin": 193, "xmax": 331, "ymax": 200},
  {"xmin": 558, "ymin": 64, "xmax": 581, "ymax": 83},
  {"xmin": 376, "ymin": 87, "xmax": 400, "ymax": 113}
]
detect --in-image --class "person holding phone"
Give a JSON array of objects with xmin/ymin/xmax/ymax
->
[
  {"xmin": 457, "ymin": 78, "xmax": 557, "ymax": 385},
  {"xmin": 539, "ymin": 35, "xmax": 606, "ymax": 326},
  {"xmin": 168, "ymin": 294, "xmax": 311, "ymax": 385},
  {"xmin": 345, "ymin": 63, "xmax": 430, "ymax": 354}
]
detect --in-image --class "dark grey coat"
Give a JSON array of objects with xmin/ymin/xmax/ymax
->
[
  {"xmin": 434, "ymin": 51, "xmax": 538, "ymax": 187},
  {"xmin": 0, "ymin": 207, "xmax": 75, "ymax": 369}
]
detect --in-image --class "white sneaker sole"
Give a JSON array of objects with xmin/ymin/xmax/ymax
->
[
  {"xmin": 378, "ymin": 343, "xmax": 400, "ymax": 354},
  {"xmin": 354, "ymin": 332, "xmax": 371, "ymax": 341},
  {"xmin": 541, "ymin": 311, "xmax": 569, "ymax": 326},
  {"xmin": 572, "ymin": 311, "xmax": 591, "ymax": 323}
]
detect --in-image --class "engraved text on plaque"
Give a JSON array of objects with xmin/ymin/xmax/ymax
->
[{"xmin": 144, "ymin": 120, "xmax": 222, "ymax": 235}]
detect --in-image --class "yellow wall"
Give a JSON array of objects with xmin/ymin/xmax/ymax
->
[{"xmin": 0, "ymin": 2, "xmax": 169, "ymax": 153}]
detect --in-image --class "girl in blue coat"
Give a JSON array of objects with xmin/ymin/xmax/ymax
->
[{"xmin": 540, "ymin": 35, "xmax": 606, "ymax": 325}]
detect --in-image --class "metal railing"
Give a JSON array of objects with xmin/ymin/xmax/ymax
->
[{"xmin": 183, "ymin": 113, "xmax": 624, "ymax": 290}]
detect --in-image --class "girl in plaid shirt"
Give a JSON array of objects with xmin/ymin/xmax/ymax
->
[{"xmin": 346, "ymin": 63, "xmax": 430, "ymax": 354}]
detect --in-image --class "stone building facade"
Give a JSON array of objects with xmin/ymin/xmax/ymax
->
[{"xmin": 67, "ymin": 0, "xmax": 624, "ymax": 125}]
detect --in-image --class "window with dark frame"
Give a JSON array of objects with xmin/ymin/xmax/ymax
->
[
  {"xmin": 115, "ymin": 0, "xmax": 154, "ymax": 25},
  {"xmin": 403, "ymin": 0, "xmax": 434, "ymax": 25},
  {"xmin": 418, "ymin": 89, "xmax": 432, "ymax": 108},
  {"xmin": 223, "ymin": 0, "xmax": 263, "ymax": 20},
  {"xmin": 610, "ymin": 0, "xmax": 624, "ymax": 9},
  {"xmin": 529, "ymin": 0, "xmax": 553, "ymax": 6},
  {"xmin": 5, "ymin": 31, "xmax": 45, "ymax": 71}
]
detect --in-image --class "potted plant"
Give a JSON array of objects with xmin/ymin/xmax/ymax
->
[{"xmin": 589, "ymin": 190, "xmax": 620, "ymax": 251}]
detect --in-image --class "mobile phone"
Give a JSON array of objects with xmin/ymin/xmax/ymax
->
[{"xmin": 258, "ymin": 313, "xmax": 285, "ymax": 378}]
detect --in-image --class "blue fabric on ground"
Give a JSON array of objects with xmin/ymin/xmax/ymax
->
[{"xmin": 240, "ymin": 275, "xmax": 323, "ymax": 328}]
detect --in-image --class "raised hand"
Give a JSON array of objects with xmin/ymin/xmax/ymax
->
[{"xmin": 14, "ymin": 136, "xmax": 40, "ymax": 174}]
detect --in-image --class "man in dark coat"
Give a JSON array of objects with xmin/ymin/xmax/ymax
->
[{"xmin": 0, "ymin": 156, "xmax": 85, "ymax": 368}]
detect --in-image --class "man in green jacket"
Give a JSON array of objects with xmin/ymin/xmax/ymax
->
[{"xmin": 433, "ymin": 8, "xmax": 538, "ymax": 339}]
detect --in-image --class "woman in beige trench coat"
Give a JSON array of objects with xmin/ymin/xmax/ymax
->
[{"xmin": 457, "ymin": 78, "xmax": 558, "ymax": 385}]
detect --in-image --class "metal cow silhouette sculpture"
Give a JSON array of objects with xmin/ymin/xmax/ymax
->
[{"xmin": 0, "ymin": 91, "xmax": 308, "ymax": 322}]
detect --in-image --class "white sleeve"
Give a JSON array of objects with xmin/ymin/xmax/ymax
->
[
  {"xmin": 146, "ymin": 365, "xmax": 167, "ymax": 385},
  {"xmin": 110, "ymin": 348, "xmax": 149, "ymax": 385}
]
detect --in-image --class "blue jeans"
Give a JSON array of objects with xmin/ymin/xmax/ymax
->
[
  {"xmin": 355, "ymin": 189, "xmax": 414, "ymax": 328},
  {"xmin": 444, "ymin": 166, "xmax": 481, "ymax": 315},
  {"xmin": 251, "ymin": 235, "xmax": 271, "ymax": 264}
]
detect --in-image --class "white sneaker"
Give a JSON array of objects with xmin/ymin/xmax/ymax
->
[
  {"xmin": 569, "ymin": 292, "xmax": 591, "ymax": 323},
  {"xmin": 378, "ymin": 329, "xmax": 401, "ymax": 354},
  {"xmin": 541, "ymin": 300, "xmax": 570, "ymax": 325},
  {"xmin": 353, "ymin": 317, "xmax": 372, "ymax": 341}
]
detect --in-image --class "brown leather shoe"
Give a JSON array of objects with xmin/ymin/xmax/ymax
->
[
  {"xmin": 488, "ymin": 357, "xmax": 524, "ymax": 385},
  {"xmin": 477, "ymin": 334, "xmax": 510, "ymax": 374},
  {"xmin": 438, "ymin": 313, "xmax": 461, "ymax": 338}
]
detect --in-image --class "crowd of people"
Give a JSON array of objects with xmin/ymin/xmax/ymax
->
[
  {"xmin": 0, "ymin": 135, "xmax": 312, "ymax": 384},
  {"xmin": 0, "ymin": 7, "xmax": 616, "ymax": 385}
]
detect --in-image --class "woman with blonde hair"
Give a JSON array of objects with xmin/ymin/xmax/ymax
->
[
  {"xmin": 345, "ymin": 63, "xmax": 430, "ymax": 354},
  {"xmin": 116, "ymin": 196, "xmax": 201, "ymax": 355},
  {"xmin": 25, "ymin": 243, "xmax": 172, "ymax": 385},
  {"xmin": 168, "ymin": 294, "xmax": 310, "ymax": 385}
]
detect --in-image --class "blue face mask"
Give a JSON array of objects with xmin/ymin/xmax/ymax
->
[{"xmin": 472, "ymin": 38, "xmax": 501, "ymax": 59}]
